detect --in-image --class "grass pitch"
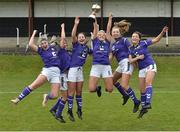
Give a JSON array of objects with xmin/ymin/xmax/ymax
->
[{"xmin": 0, "ymin": 55, "xmax": 180, "ymax": 131}]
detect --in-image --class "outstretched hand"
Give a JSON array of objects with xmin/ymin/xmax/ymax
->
[
  {"xmin": 109, "ymin": 12, "xmax": 113, "ymax": 18},
  {"xmin": 162, "ymin": 26, "xmax": 168, "ymax": 33},
  {"xmin": 75, "ymin": 17, "xmax": 80, "ymax": 24},
  {"xmin": 61, "ymin": 23, "xmax": 65, "ymax": 28},
  {"xmin": 33, "ymin": 30, "xmax": 37, "ymax": 35}
]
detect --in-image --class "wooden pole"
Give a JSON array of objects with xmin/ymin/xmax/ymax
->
[
  {"xmin": 170, "ymin": 0, "xmax": 174, "ymax": 36},
  {"xmin": 28, "ymin": 0, "xmax": 34, "ymax": 38}
]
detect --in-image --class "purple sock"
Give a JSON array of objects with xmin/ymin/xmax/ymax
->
[
  {"xmin": 127, "ymin": 87, "xmax": 139, "ymax": 104},
  {"xmin": 50, "ymin": 97, "xmax": 61, "ymax": 111},
  {"xmin": 18, "ymin": 87, "xmax": 32, "ymax": 100},
  {"xmin": 56, "ymin": 99, "xmax": 66, "ymax": 117},
  {"xmin": 76, "ymin": 95, "xmax": 82, "ymax": 111},
  {"xmin": 68, "ymin": 96, "xmax": 74, "ymax": 111},
  {"xmin": 114, "ymin": 82, "xmax": 128, "ymax": 97},
  {"xmin": 141, "ymin": 93, "xmax": 146, "ymax": 107},
  {"xmin": 47, "ymin": 93, "xmax": 54, "ymax": 100},
  {"xmin": 146, "ymin": 85, "xmax": 153, "ymax": 104}
]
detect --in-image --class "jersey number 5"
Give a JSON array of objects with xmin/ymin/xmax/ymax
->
[{"xmin": 52, "ymin": 52, "xmax": 57, "ymax": 57}]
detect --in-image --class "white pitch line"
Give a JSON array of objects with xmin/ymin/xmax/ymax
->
[{"xmin": 0, "ymin": 91, "xmax": 180, "ymax": 94}]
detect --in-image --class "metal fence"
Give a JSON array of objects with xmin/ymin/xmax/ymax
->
[{"xmin": 0, "ymin": 36, "xmax": 179, "ymax": 55}]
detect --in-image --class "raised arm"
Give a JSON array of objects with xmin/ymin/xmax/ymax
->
[
  {"xmin": 29, "ymin": 30, "xmax": 38, "ymax": 52},
  {"xmin": 106, "ymin": 13, "xmax": 113, "ymax": 42},
  {"xmin": 106, "ymin": 12, "xmax": 112, "ymax": 35},
  {"xmin": 152, "ymin": 26, "xmax": 168, "ymax": 44},
  {"xmin": 61, "ymin": 23, "xmax": 65, "ymax": 39},
  {"xmin": 92, "ymin": 17, "xmax": 98, "ymax": 40},
  {"xmin": 60, "ymin": 23, "xmax": 66, "ymax": 48},
  {"xmin": 71, "ymin": 17, "xmax": 80, "ymax": 43}
]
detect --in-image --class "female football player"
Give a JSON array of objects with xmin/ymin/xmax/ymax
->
[
  {"xmin": 108, "ymin": 15, "xmax": 141, "ymax": 113},
  {"xmin": 67, "ymin": 17, "xmax": 89, "ymax": 121},
  {"xmin": 128, "ymin": 26, "xmax": 168, "ymax": 118},
  {"xmin": 88, "ymin": 14, "xmax": 113, "ymax": 94},
  {"xmin": 49, "ymin": 23, "xmax": 71, "ymax": 123},
  {"xmin": 11, "ymin": 30, "xmax": 61, "ymax": 107}
]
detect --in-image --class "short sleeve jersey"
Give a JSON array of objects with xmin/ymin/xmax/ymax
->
[
  {"xmin": 70, "ymin": 42, "xmax": 89, "ymax": 68},
  {"xmin": 111, "ymin": 37, "xmax": 131, "ymax": 62},
  {"xmin": 38, "ymin": 45, "xmax": 60, "ymax": 68},
  {"xmin": 129, "ymin": 39, "xmax": 155, "ymax": 70},
  {"xmin": 91, "ymin": 37, "xmax": 111, "ymax": 65}
]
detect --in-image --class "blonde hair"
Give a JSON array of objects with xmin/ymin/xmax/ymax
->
[
  {"xmin": 114, "ymin": 20, "xmax": 131, "ymax": 35},
  {"xmin": 98, "ymin": 30, "xmax": 105, "ymax": 34},
  {"xmin": 49, "ymin": 35, "xmax": 57, "ymax": 43}
]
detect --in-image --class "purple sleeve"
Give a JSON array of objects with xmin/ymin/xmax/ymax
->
[
  {"xmin": 144, "ymin": 39, "xmax": 152, "ymax": 47},
  {"xmin": 37, "ymin": 47, "xmax": 42, "ymax": 55},
  {"xmin": 92, "ymin": 37, "xmax": 98, "ymax": 44},
  {"xmin": 128, "ymin": 48, "xmax": 132, "ymax": 55},
  {"xmin": 128, "ymin": 46, "xmax": 134, "ymax": 56},
  {"xmin": 91, "ymin": 37, "xmax": 98, "ymax": 49},
  {"xmin": 72, "ymin": 41, "xmax": 79, "ymax": 48},
  {"xmin": 124, "ymin": 38, "xmax": 131, "ymax": 47}
]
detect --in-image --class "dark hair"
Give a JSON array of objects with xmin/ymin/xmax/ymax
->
[
  {"xmin": 78, "ymin": 32, "xmax": 86, "ymax": 38},
  {"xmin": 133, "ymin": 31, "xmax": 142, "ymax": 39}
]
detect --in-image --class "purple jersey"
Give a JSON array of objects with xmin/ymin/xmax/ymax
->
[
  {"xmin": 112, "ymin": 37, "xmax": 131, "ymax": 62},
  {"xmin": 129, "ymin": 39, "xmax": 155, "ymax": 70},
  {"xmin": 38, "ymin": 45, "xmax": 60, "ymax": 68},
  {"xmin": 70, "ymin": 42, "xmax": 89, "ymax": 68},
  {"xmin": 91, "ymin": 37, "xmax": 111, "ymax": 65},
  {"xmin": 58, "ymin": 48, "xmax": 71, "ymax": 73}
]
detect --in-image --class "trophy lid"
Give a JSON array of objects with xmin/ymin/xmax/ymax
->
[{"xmin": 92, "ymin": 4, "xmax": 101, "ymax": 10}]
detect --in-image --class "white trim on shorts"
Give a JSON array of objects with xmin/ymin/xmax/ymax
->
[
  {"xmin": 40, "ymin": 67, "xmax": 61, "ymax": 83},
  {"xmin": 90, "ymin": 64, "xmax": 113, "ymax": 78},
  {"xmin": 68, "ymin": 67, "xmax": 84, "ymax": 82},
  {"xmin": 115, "ymin": 58, "xmax": 134, "ymax": 75},
  {"xmin": 139, "ymin": 64, "xmax": 157, "ymax": 78},
  {"xmin": 60, "ymin": 73, "xmax": 68, "ymax": 91}
]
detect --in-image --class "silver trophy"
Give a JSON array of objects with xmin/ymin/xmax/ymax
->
[{"xmin": 89, "ymin": 4, "xmax": 101, "ymax": 22}]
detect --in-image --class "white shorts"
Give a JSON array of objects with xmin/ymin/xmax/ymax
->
[
  {"xmin": 68, "ymin": 67, "xmax": 84, "ymax": 82},
  {"xmin": 60, "ymin": 73, "xmax": 68, "ymax": 91},
  {"xmin": 115, "ymin": 58, "xmax": 134, "ymax": 75},
  {"xmin": 41, "ymin": 67, "xmax": 61, "ymax": 83},
  {"xmin": 139, "ymin": 64, "xmax": 157, "ymax": 78},
  {"xmin": 90, "ymin": 64, "xmax": 113, "ymax": 78}
]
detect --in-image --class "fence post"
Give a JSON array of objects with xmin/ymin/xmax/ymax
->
[{"xmin": 16, "ymin": 28, "xmax": 19, "ymax": 47}]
